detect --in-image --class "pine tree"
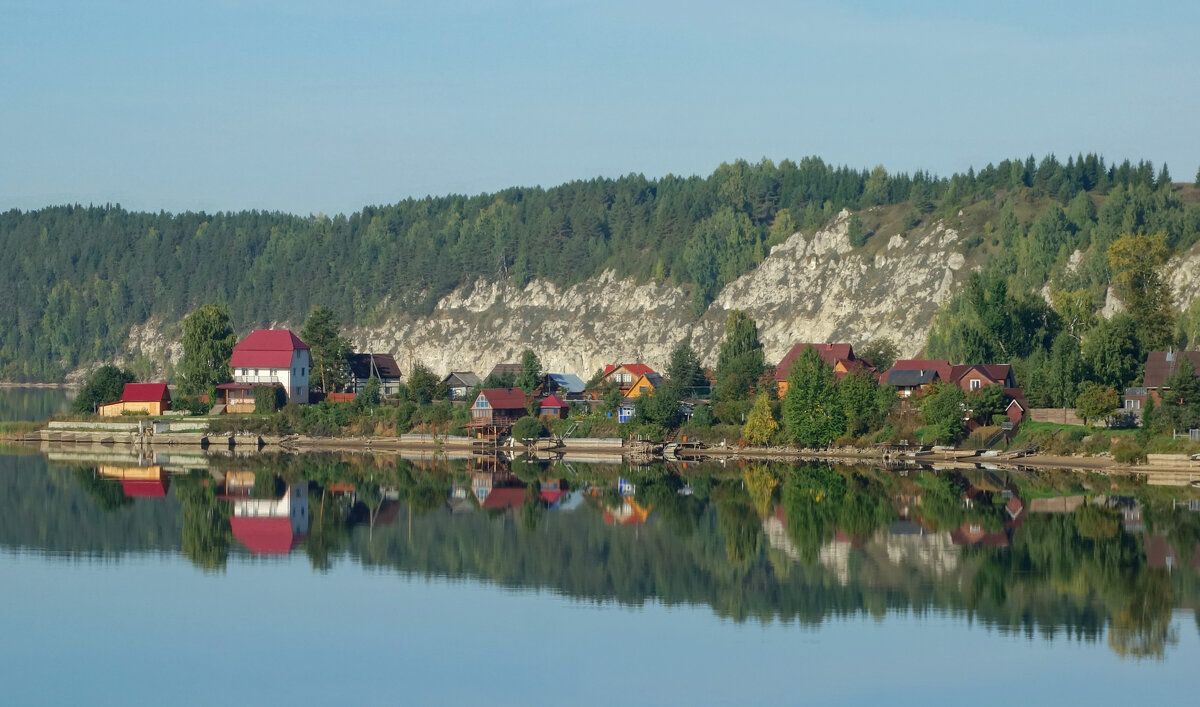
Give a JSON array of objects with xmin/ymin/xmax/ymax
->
[{"xmin": 301, "ymin": 306, "xmax": 352, "ymax": 393}]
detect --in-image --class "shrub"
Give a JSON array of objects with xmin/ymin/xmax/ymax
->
[
  {"xmin": 510, "ymin": 416, "xmax": 544, "ymax": 442},
  {"xmin": 253, "ymin": 385, "xmax": 285, "ymax": 414},
  {"xmin": 1111, "ymin": 439, "xmax": 1146, "ymax": 464}
]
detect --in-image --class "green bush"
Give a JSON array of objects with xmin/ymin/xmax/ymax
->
[
  {"xmin": 253, "ymin": 385, "xmax": 285, "ymax": 414},
  {"xmin": 510, "ymin": 416, "xmax": 544, "ymax": 442},
  {"xmin": 1111, "ymin": 438, "xmax": 1146, "ymax": 464}
]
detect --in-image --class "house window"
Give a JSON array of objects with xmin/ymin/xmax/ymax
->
[
  {"xmin": 241, "ymin": 369, "xmax": 248, "ymax": 376},
  {"xmin": 970, "ymin": 379, "xmax": 981, "ymax": 391},
  {"xmin": 475, "ymin": 398, "xmax": 490, "ymax": 409}
]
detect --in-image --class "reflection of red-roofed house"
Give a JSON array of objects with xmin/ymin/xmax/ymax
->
[
  {"xmin": 230, "ymin": 483, "xmax": 309, "ymax": 555},
  {"xmin": 950, "ymin": 523, "xmax": 1010, "ymax": 548},
  {"xmin": 1005, "ymin": 496, "xmax": 1024, "ymax": 520},
  {"xmin": 122, "ymin": 477, "xmax": 170, "ymax": 498},
  {"xmin": 98, "ymin": 465, "xmax": 170, "ymax": 497},
  {"xmin": 603, "ymin": 498, "xmax": 650, "ymax": 525},
  {"xmin": 482, "ymin": 487, "xmax": 528, "ymax": 511},
  {"xmin": 1144, "ymin": 534, "xmax": 1178, "ymax": 571},
  {"xmin": 538, "ymin": 479, "xmax": 569, "ymax": 507}
]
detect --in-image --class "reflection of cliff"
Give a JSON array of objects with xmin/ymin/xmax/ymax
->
[{"xmin": 763, "ymin": 509, "xmax": 960, "ymax": 584}]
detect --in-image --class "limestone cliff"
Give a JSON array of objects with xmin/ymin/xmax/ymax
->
[{"xmin": 114, "ymin": 213, "xmax": 1200, "ymax": 381}]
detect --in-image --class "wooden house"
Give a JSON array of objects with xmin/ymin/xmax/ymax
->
[
  {"xmin": 487, "ymin": 362, "xmax": 522, "ymax": 384},
  {"xmin": 776, "ymin": 343, "xmax": 872, "ymax": 397},
  {"xmin": 599, "ymin": 363, "xmax": 656, "ymax": 396},
  {"xmin": 625, "ymin": 372, "xmax": 665, "ymax": 398},
  {"xmin": 951, "ymin": 364, "xmax": 1015, "ymax": 392},
  {"xmin": 467, "ymin": 388, "xmax": 529, "ymax": 434},
  {"xmin": 541, "ymin": 372, "xmax": 586, "ymax": 399},
  {"xmin": 98, "ymin": 383, "xmax": 172, "ymax": 416},
  {"xmin": 346, "ymin": 353, "xmax": 403, "ymax": 396},
  {"xmin": 539, "ymin": 394, "xmax": 568, "ymax": 419},
  {"xmin": 1140, "ymin": 350, "xmax": 1200, "ymax": 404},
  {"xmin": 442, "ymin": 371, "xmax": 481, "ymax": 400}
]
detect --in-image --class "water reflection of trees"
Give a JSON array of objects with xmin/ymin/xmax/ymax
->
[{"xmin": 26, "ymin": 453, "xmax": 1200, "ymax": 659}]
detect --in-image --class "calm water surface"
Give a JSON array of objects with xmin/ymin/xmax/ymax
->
[{"xmin": 0, "ymin": 391, "xmax": 1197, "ymax": 705}]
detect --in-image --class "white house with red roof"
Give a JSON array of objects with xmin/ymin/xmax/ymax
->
[{"xmin": 227, "ymin": 329, "xmax": 312, "ymax": 404}]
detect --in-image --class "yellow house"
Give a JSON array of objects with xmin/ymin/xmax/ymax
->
[
  {"xmin": 625, "ymin": 373, "xmax": 665, "ymax": 398},
  {"xmin": 97, "ymin": 383, "xmax": 172, "ymax": 416}
]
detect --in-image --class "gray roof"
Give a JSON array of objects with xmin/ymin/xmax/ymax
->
[
  {"xmin": 443, "ymin": 371, "xmax": 481, "ymax": 388},
  {"xmin": 547, "ymin": 372, "xmax": 586, "ymax": 394},
  {"xmin": 885, "ymin": 369, "xmax": 938, "ymax": 387}
]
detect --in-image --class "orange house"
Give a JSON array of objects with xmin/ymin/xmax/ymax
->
[{"xmin": 625, "ymin": 373, "xmax": 665, "ymax": 398}]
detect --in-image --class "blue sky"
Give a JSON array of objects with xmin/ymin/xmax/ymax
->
[{"xmin": 3, "ymin": 1, "xmax": 1198, "ymax": 215}]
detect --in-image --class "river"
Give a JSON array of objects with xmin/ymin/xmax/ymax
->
[{"xmin": 0, "ymin": 389, "xmax": 1196, "ymax": 705}]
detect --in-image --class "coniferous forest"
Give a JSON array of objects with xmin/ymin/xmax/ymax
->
[{"xmin": 2, "ymin": 154, "xmax": 1199, "ymax": 381}]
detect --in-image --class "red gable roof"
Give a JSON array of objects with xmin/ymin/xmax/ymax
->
[
  {"xmin": 230, "ymin": 516, "xmax": 304, "ymax": 555},
  {"xmin": 121, "ymin": 478, "xmax": 169, "ymax": 498},
  {"xmin": 120, "ymin": 382, "xmax": 170, "ymax": 403},
  {"xmin": 776, "ymin": 343, "xmax": 855, "ymax": 382},
  {"xmin": 951, "ymin": 364, "xmax": 1012, "ymax": 386},
  {"xmin": 1142, "ymin": 350, "xmax": 1200, "ymax": 389},
  {"xmin": 479, "ymin": 387, "xmax": 528, "ymax": 410},
  {"xmin": 603, "ymin": 363, "xmax": 656, "ymax": 378},
  {"xmin": 540, "ymin": 394, "xmax": 566, "ymax": 409},
  {"xmin": 230, "ymin": 329, "xmax": 310, "ymax": 369},
  {"xmin": 482, "ymin": 487, "xmax": 527, "ymax": 510}
]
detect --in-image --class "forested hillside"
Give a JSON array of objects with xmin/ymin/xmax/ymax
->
[{"xmin": 2, "ymin": 155, "xmax": 1199, "ymax": 381}]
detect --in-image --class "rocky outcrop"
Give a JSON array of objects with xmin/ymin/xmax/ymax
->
[{"xmin": 116, "ymin": 217, "xmax": 1200, "ymax": 381}]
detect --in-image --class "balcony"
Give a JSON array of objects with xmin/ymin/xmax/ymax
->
[{"xmin": 233, "ymin": 375, "xmax": 283, "ymax": 385}]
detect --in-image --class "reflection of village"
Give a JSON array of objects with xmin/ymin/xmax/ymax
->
[
  {"xmin": 69, "ymin": 449, "xmax": 1200, "ymax": 585},
  {"xmin": 764, "ymin": 472, "xmax": 1185, "ymax": 586},
  {"xmin": 74, "ymin": 450, "xmax": 658, "ymax": 556}
]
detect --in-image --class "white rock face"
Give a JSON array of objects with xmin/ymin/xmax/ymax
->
[{"xmin": 117, "ymin": 224, "xmax": 1200, "ymax": 382}]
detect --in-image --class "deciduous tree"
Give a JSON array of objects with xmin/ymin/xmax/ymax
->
[
  {"xmin": 742, "ymin": 392, "xmax": 778, "ymax": 445},
  {"xmin": 782, "ymin": 347, "xmax": 844, "ymax": 447},
  {"xmin": 179, "ymin": 304, "xmax": 236, "ymax": 396},
  {"xmin": 1075, "ymin": 384, "xmax": 1119, "ymax": 427}
]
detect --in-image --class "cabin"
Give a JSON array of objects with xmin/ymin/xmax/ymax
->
[
  {"xmin": 1141, "ymin": 350, "xmax": 1200, "ymax": 404},
  {"xmin": 618, "ymin": 399, "xmax": 637, "ymax": 423},
  {"xmin": 487, "ymin": 362, "xmax": 522, "ymax": 384},
  {"xmin": 346, "ymin": 353, "xmax": 403, "ymax": 396},
  {"xmin": 1004, "ymin": 388, "xmax": 1029, "ymax": 423},
  {"xmin": 881, "ymin": 368, "xmax": 939, "ymax": 398},
  {"xmin": 467, "ymin": 388, "xmax": 529, "ymax": 434},
  {"xmin": 952, "ymin": 364, "xmax": 1015, "ymax": 392},
  {"xmin": 541, "ymin": 372, "xmax": 586, "ymax": 399},
  {"xmin": 776, "ymin": 343, "xmax": 872, "ymax": 397},
  {"xmin": 442, "ymin": 371, "xmax": 481, "ymax": 400},
  {"xmin": 539, "ymin": 394, "xmax": 568, "ymax": 419},
  {"xmin": 599, "ymin": 363, "xmax": 656, "ymax": 396},
  {"xmin": 222, "ymin": 329, "xmax": 312, "ymax": 409},
  {"xmin": 625, "ymin": 372, "xmax": 665, "ymax": 398},
  {"xmin": 97, "ymin": 382, "xmax": 172, "ymax": 416}
]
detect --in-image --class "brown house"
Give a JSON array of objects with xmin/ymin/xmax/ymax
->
[
  {"xmin": 468, "ymin": 388, "xmax": 529, "ymax": 432},
  {"xmin": 1141, "ymin": 350, "xmax": 1200, "ymax": 403},
  {"xmin": 776, "ymin": 343, "xmax": 873, "ymax": 397},
  {"xmin": 597, "ymin": 363, "xmax": 657, "ymax": 397}
]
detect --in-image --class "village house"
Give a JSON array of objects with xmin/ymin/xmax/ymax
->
[
  {"xmin": 540, "ymin": 372, "xmax": 586, "ymax": 400},
  {"xmin": 442, "ymin": 371, "xmax": 481, "ymax": 400},
  {"xmin": 467, "ymin": 387, "xmax": 529, "ymax": 435},
  {"xmin": 775, "ymin": 343, "xmax": 873, "ymax": 397},
  {"xmin": 218, "ymin": 329, "xmax": 312, "ymax": 412},
  {"xmin": 598, "ymin": 363, "xmax": 656, "ymax": 397},
  {"xmin": 97, "ymin": 382, "xmax": 172, "ymax": 416},
  {"xmin": 1137, "ymin": 350, "xmax": 1200, "ymax": 405},
  {"xmin": 538, "ymin": 394, "xmax": 568, "ymax": 419},
  {"xmin": 346, "ymin": 353, "xmax": 403, "ymax": 396},
  {"xmin": 625, "ymin": 372, "xmax": 665, "ymax": 398},
  {"xmin": 487, "ymin": 362, "xmax": 522, "ymax": 383},
  {"xmin": 882, "ymin": 358, "xmax": 1027, "ymax": 423}
]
